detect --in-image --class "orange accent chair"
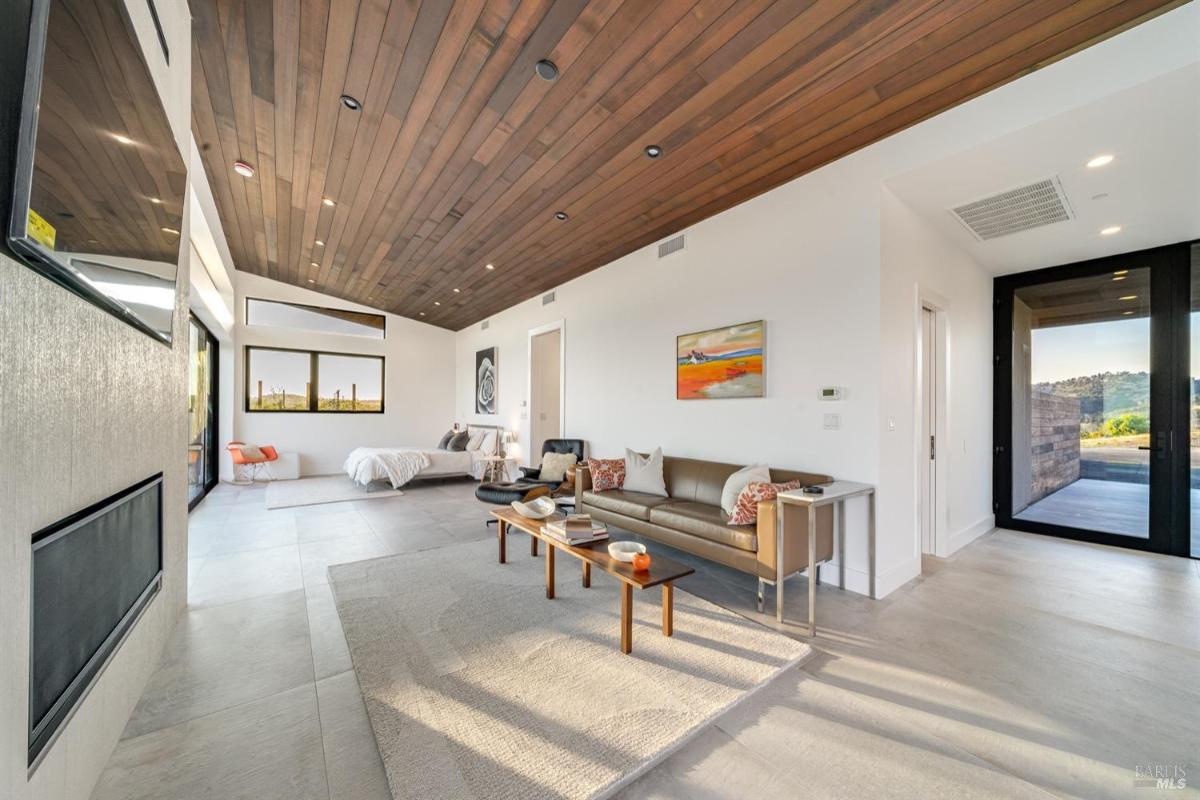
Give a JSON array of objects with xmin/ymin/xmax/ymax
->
[{"xmin": 227, "ymin": 441, "xmax": 279, "ymax": 484}]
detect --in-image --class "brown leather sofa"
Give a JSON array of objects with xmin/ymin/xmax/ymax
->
[{"xmin": 575, "ymin": 456, "xmax": 834, "ymax": 587}]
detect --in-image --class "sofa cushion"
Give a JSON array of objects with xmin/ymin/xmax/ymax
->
[
  {"xmin": 583, "ymin": 489, "xmax": 671, "ymax": 521},
  {"xmin": 649, "ymin": 501, "xmax": 757, "ymax": 552}
]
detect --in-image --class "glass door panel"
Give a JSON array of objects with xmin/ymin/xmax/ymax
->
[
  {"xmin": 187, "ymin": 316, "xmax": 217, "ymax": 507},
  {"xmin": 1191, "ymin": 244, "xmax": 1199, "ymax": 558},
  {"xmin": 1010, "ymin": 266, "xmax": 1152, "ymax": 538}
]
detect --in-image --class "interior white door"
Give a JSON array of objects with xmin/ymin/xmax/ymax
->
[
  {"xmin": 920, "ymin": 307, "xmax": 937, "ymax": 554},
  {"xmin": 529, "ymin": 329, "xmax": 561, "ymax": 460}
]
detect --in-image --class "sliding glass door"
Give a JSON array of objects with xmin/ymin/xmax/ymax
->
[
  {"xmin": 994, "ymin": 241, "xmax": 1195, "ymax": 557},
  {"xmin": 187, "ymin": 315, "xmax": 219, "ymax": 508}
]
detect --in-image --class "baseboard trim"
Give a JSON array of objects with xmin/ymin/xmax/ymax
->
[{"xmin": 943, "ymin": 515, "xmax": 994, "ymax": 557}]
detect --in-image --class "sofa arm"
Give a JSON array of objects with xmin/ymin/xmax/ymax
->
[
  {"xmin": 575, "ymin": 464, "xmax": 590, "ymax": 507},
  {"xmin": 755, "ymin": 500, "xmax": 835, "ymax": 578}
]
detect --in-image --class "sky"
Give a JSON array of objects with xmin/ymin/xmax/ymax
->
[
  {"xmin": 1031, "ymin": 314, "xmax": 1200, "ymax": 384},
  {"xmin": 249, "ymin": 350, "xmax": 381, "ymax": 400}
]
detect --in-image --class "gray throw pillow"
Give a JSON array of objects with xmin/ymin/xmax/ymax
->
[
  {"xmin": 436, "ymin": 430, "xmax": 455, "ymax": 449},
  {"xmin": 447, "ymin": 431, "xmax": 471, "ymax": 451}
]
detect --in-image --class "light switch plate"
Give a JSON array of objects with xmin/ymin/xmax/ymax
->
[{"xmin": 823, "ymin": 413, "xmax": 841, "ymax": 430}]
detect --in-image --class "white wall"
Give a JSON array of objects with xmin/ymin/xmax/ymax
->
[
  {"xmin": 879, "ymin": 189, "xmax": 994, "ymax": 586},
  {"xmin": 234, "ymin": 272, "xmax": 456, "ymax": 476},
  {"xmin": 0, "ymin": 1, "xmax": 192, "ymax": 798}
]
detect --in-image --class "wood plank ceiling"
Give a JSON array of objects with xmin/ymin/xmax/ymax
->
[{"xmin": 191, "ymin": 0, "xmax": 1182, "ymax": 330}]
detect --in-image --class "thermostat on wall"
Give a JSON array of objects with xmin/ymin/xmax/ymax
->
[{"xmin": 818, "ymin": 386, "xmax": 844, "ymax": 401}]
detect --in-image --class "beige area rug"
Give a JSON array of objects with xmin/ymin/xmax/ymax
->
[
  {"xmin": 329, "ymin": 538, "xmax": 811, "ymax": 800},
  {"xmin": 264, "ymin": 475, "xmax": 401, "ymax": 509}
]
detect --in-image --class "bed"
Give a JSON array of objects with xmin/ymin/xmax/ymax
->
[{"xmin": 343, "ymin": 425, "xmax": 508, "ymax": 488}]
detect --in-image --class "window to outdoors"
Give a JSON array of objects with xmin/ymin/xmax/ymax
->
[
  {"xmin": 245, "ymin": 346, "xmax": 384, "ymax": 412},
  {"xmin": 246, "ymin": 298, "xmax": 385, "ymax": 339},
  {"xmin": 317, "ymin": 354, "xmax": 383, "ymax": 411}
]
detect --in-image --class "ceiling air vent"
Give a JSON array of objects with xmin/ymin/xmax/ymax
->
[
  {"xmin": 949, "ymin": 177, "xmax": 1073, "ymax": 241},
  {"xmin": 481, "ymin": 320, "xmax": 489, "ymax": 331},
  {"xmin": 657, "ymin": 232, "xmax": 686, "ymax": 259},
  {"xmin": 542, "ymin": 291, "xmax": 556, "ymax": 306}
]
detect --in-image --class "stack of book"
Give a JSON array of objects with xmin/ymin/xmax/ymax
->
[{"xmin": 542, "ymin": 514, "xmax": 608, "ymax": 546}]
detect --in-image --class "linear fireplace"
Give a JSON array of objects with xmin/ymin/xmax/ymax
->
[{"xmin": 28, "ymin": 474, "xmax": 163, "ymax": 769}]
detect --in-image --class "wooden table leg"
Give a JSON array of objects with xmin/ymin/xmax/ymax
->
[
  {"xmin": 662, "ymin": 582, "xmax": 673, "ymax": 637},
  {"xmin": 620, "ymin": 583, "xmax": 633, "ymax": 654},
  {"xmin": 545, "ymin": 542, "xmax": 555, "ymax": 599},
  {"xmin": 531, "ymin": 534, "xmax": 538, "ymax": 557},
  {"xmin": 497, "ymin": 519, "xmax": 506, "ymax": 564},
  {"xmin": 582, "ymin": 561, "xmax": 591, "ymax": 588}
]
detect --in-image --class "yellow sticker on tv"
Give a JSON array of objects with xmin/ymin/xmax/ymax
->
[{"xmin": 27, "ymin": 209, "xmax": 56, "ymax": 250}]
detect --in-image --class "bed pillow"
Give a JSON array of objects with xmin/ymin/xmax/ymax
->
[
  {"xmin": 587, "ymin": 458, "xmax": 625, "ymax": 492},
  {"xmin": 479, "ymin": 431, "xmax": 498, "ymax": 455},
  {"xmin": 436, "ymin": 430, "xmax": 455, "ymax": 449},
  {"xmin": 447, "ymin": 431, "xmax": 471, "ymax": 451},
  {"xmin": 623, "ymin": 447, "xmax": 667, "ymax": 496},
  {"xmin": 538, "ymin": 451, "xmax": 577, "ymax": 482},
  {"xmin": 728, "ymin": 480, "xmax": 803, "ymax": 526},
  {"xmin": 466, "ymin": 431, "xmax": 486, "ymax": 451},
  {"xmin": 721, "ymin": 463, "xmax": 771, "ymax": 515}
]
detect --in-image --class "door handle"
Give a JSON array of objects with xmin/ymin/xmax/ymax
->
[{"xmin": 1138, "ymin": 431, "xmax": 1169, "ymax": 458}]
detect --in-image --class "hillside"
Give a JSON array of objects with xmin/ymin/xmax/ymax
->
[{"xmin": 1034, "ymin": 371, "xmax": 1148, "ymax": 427}]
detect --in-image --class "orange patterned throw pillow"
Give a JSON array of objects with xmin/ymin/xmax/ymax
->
[
  {"xmin": 587, "ymin": 458, "xmax": 625, "ymax": 492},
  {"xmin": 728, "ymin": 480, "xmax": 803, "ymax": 526}
]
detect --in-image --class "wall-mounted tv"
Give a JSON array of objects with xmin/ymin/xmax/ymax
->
[{"xmin": 4, "ymin": 0, "xmax": 186, "ymax": 344}]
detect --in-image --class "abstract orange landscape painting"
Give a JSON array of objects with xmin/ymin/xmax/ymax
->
[{"xmin": 677, "ymin": 321, "xmax": 764, "ymax": 399}]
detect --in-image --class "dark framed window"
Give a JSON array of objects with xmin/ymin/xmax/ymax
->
[
  {"xmin": 245, "ymin": 297, "xmax": 386, "ymax": 339},
  {"xmin": 244, "ymin": 346, "xmax": 384, "ymax": 413},
  {"xmin": 188, "ymin": 314, "xmax": 219, "ymax": 508}
]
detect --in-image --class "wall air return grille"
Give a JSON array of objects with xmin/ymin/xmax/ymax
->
[
  {"xmin": 657, "ymin": 233, "xmax": 686, "ymax": 259},
  {"xmin": 542, "ymin": 291, "xmax": 556, "ymax": 305},
  {"xmin": 949, "ymin": 177, "xmax": 1073, "ymax": 241},
  {"xmin": 481, "ymin": 320, "xmax": 489, "ymax": 331}
]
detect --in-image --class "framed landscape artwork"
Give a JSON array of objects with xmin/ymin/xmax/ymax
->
[
  {"xmin": 475, "ymin": 347, "xmax": 497, "ymax": 414},
  {"xmin": 677, "ymin": 320, "xmax": 764, "ymax": 399}
]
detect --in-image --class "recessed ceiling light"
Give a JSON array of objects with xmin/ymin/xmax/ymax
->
[
  {"xmin": 1112, "ymin": 275, "xmax": 1126, "ymax": 281},
  {"xmin": 1114, "ymin": 269, "xmax": 1128, "ymax": 275},
  {"xmin": 1087, "ymin": 154, "xmax": 1114, "ymax": 168},
  {"xmin": 1100, "ymin": 225, "xmax": 1122, "ymax": 236},
  {"xmin": 485, "ymin": 263, "xmax": 495, "ymax": 270},
  {"xmin": 339, "ymin": 94, "xmax": 362, "ymax": 111},
  {"xmin": 534, "ymin": 59, "xmax": 559, "ymax": 81},
  {"xmin": 1119, "ymin": 295, "xmax": 1138, "ymax": 301},
  {"xmin": 308, "ymin": 279, "xmax": 315, "ymax": 284},
  {"xmin": 149, "ymin": 197, "xmax": 162, "ymax": 204},
  {"xmin": 161, "ymin": 227, "xmax": 179, "ymax": 235},
  {"xmin": 112, "ymin": 134, "xmax": 135, "ymax": 145},
  {"xmin": 311, "ymin": 261, "xmax": 319, "ymax": 267},
  {"xmin": 322, "ymin": 198, "xmax": 336, "ymax": 207},
  {"xmin": 315, "ymin": 240, "xmax": 324, "ymax": 247},
  {"xmin": 419, "ymin": 312, "xmax": 425, "ymax": 316},
  {"xmin": 233, "ymin": 160, "xmax": 255, "ymax": 177},
  {"xmin": 453, "ymin": 288, "xmax": 460, "ymax": 293},
  {"xmin": 554, "ymin": 211, "xmax": 568, "ymax": 220},
  {"xmin": 644, "ymin": 144, "xmax": 663, "ymax": 159},
  {"xmin": 1123, "ymin": 310, "xmax": 1134, "ymax": 315}
]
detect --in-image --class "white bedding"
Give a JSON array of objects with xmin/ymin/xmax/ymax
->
[{"xmin": 343, "ymin": 446, "xmax": 496, "ymax": 488}]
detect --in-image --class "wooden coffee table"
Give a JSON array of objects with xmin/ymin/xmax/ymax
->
[{"xmin": 490, "ymin": 507, "xmax": 695, "ymax": 654}]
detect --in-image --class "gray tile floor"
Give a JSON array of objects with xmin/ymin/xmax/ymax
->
[{"xmin": 92, "ymin": 479, "xmax": 1200, "ymax": 800}]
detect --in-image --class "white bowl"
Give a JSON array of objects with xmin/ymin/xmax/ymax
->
[
  {"xmin": 511, "ymin": 496, "xmax": 556, "ymax": 519},
  {"xmin": 607, "ymin": 541, "xmax": 647, "ymax": 562}
]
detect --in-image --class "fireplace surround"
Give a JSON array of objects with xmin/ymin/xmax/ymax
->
[{"xmin": 28, "ymin": 474, "xmax": 163, "ymax": 770}]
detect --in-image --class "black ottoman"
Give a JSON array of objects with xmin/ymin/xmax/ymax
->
[{"xmin": 476, "ymin": 481, "xmax": 547, "ymax": 526}]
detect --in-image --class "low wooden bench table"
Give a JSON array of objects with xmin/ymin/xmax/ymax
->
[{"xmin": 490, "ymin": 507, "xmax": 695, "ymax": 654}]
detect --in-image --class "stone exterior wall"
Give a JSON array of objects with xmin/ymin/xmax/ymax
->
[{"xmin": 1031, "ymin": 391, "xmax": 1081, "ymax": 502}]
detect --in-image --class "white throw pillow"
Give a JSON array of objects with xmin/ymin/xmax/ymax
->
[
  {"xmin": 466, "ymin": 431, "xmax": 485, "ymax": 451},
  {"xmin": 538, "ymin": 451, "xmax": 578, "ymax": 482},
  {"xmin": 478, "ymin": 431, "xmax": 498, "ymax": 455},
  {"xmin": 623, "ymin": 447, "xmax": 667, "ymax": 496},
  {"xmin": 721, "ymin": 463, "xmax": 771, "ymax": 515}
]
